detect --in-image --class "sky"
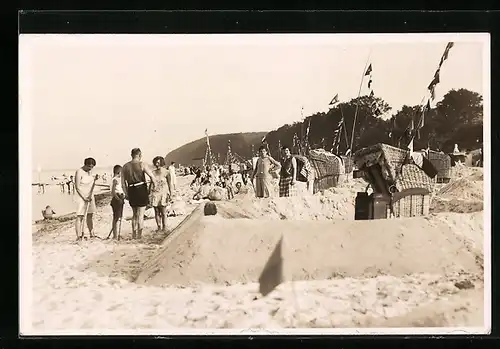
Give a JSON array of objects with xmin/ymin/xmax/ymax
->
[{"xmin": 19, "ymin": 34, "xmax": 487, "ymax": 171}]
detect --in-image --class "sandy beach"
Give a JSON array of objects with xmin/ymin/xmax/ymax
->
[{"xmin": 29, "ymin": 168, "xmax": 485, "ymax": 332}]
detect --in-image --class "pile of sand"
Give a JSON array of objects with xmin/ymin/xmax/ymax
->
[
  {"xmin": 136, "ymin": 210, "xmax": 483, "ymax": 287},
  {"xmin": 431, "ymin": 168, "xmax": 484, "ymax": 214},
  {"xmin": 215, "ymin": 190, "xmax": 355, "ymax": 221},
  {"xmin": 212, "ymin": 177, "xmax": 364, "ymax": 221}
]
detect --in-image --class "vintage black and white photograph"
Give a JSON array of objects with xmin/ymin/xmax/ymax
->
[{"xmin": 19, "ymin": 33, "xmax": 490, "ymax": 335}]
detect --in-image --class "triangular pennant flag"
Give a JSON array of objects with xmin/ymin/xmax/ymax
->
[
  {"xmin": 365, "ymin": 64, "xmax": 372, "ymax": 76},
  {"xmin": 258, "ymin": 236, "xmax": 284, "ymax": 297},
  {"xmin": 434, "ymin": 69, "xmax": 441, "ymax": 84},
  {"xmin": 428, "ymin": 74, "xmax": 440, "ymax": 91},
  {"xmin": 430, "ymin": 86, "xmax": 436, "ymax": 100},
  {"xmin": 329, "ymin": 94, "xmax": 339, "ymax": 105},
  {"xmin": 369, "ymin": 90, "xmax": 374, "ymax": 98},
  {"xmin": 408, "ymin": 137, "xmax": 414, "ymax": 153}
]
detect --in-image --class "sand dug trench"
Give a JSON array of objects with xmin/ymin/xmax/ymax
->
[{"xmin": 136, "ymin": 211, "xmax": 483, "ymax": 287}]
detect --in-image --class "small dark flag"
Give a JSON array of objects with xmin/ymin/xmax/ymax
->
[
  {"xmin": 429, "ymin": 86, "xmax": 436, "ymax": 100},
  {"xmin": 365, "ymin": 64, "xmax": 372, "ymax": 76},
  {"xmin": 433, "ymin": 69, "xmax": 441, "ymax": 84},
  {"xmin": 427, "ymin": 74, "xmax": 440, "ymax": 91},
  {"xmin": 368, "ymin": 79, "xmax": 373, "ymax": 89},
  {"xmin": 329, "ymin": 94, "xmax": 339, "ymax": 106},
  {"xmin": 439, "ymin": 42, "xmax": 454, "ymax": 68},
  {"xmin": 369, "ymin": 90, "xmax": 374, "ymax": 98},
  {"xmin": 258, "ymin": 236, "xmax": 284, "ymax": 297}
]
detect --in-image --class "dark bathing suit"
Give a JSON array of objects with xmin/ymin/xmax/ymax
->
[{"xmin": 123, "ymin": 161, "xmax": 149, "ymax": 207}]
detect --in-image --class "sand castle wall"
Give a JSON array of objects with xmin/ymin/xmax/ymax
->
[{"xmin": 136, "ymin": 210, "xmax": 483, "ymax": 287}]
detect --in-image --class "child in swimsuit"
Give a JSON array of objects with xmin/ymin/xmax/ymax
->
[{"xmin": 42, "ymin": 205, "xmax": 56, "ymax": 220}]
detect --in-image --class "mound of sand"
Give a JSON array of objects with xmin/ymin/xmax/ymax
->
[
  {"xmin": 215, "ymin": 189, "xmax": 355, "ymax": 220},
  {"xmin": 438, "ymin": 178, "xmax": 483, "ymax": 202},
  {"xmin": 431, "ymin": 198, "xmax": 483, "ymax": 214},
  {"xmin": 431, "ymin": 168, "xmax": 484, "ymax": 214},
  {"xmin": 136, "ymin": 211, "xmax": 483, "ymax": 287}
]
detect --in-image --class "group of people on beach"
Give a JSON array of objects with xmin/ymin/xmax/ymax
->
[
  {"xmin": 188, "ymin": 144, "xmax": 304, "ymax": 201},
  {"xmin": 69, "ymin": 143, "xmax": 306, "ymax": 241},
  {"xmin": 252, "ymin": 144, "xmax": 303, "ymax": 198},
  {"xmin": 72, "ymin": 148, "xmax": 177, "ymax": 241}
]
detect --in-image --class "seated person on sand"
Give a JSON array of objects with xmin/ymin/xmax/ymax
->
[
  {"xmin": 193, "ymin": 179, "xmax": 212, "ymax": 200},
  {"xmin": 223, "ymin": 172, "xmax": 234, "ymax": 199},
  {"xmin": 234, "ymin": 181, "xmax": 242, "ymax": 194},
  {"xmin": 42, "ymin": 205, "xmax": 56, "ymax": 220}
]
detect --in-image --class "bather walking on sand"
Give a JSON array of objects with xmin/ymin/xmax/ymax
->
[
  {"xmin": 251, "ymin": 145, "xmax": 281, "ymax": 198},
  {"xmin": 122, "ymin": 148, "xmax": 157, "ymax": 240},
  {"xmin": 150, "ymin": 156, "xmax": 170, "ymax": 232},
  {"xmin": 74, "ymin": 157, "xmax": 98, "ymax": 240},
  {"xmin": 167, "ymin": 161, "xmax": 177, "ymax": 194}
]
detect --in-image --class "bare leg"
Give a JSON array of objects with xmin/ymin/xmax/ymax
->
[
  {"xmin": 153, "ymin": 207, "xmax": 161, "ymax": 231},
  {"xmin": 117, "ymin": 218, "xmax": 122, "ymax": 240},
  {"xmin": 87, "ymin": 213, "xmax": 94, "ymax": 236},
  {"xmin": 75, "ymin": 216, "xmax": 84, "ymax": 239},
  {"xmin": 136, "ymin": 206, "xmax": 146, "ymax": 239},
  {"xmin": 131, "ymin": 207, "xmax": 138, "ymax": 239},
  {"xmin": 160, "ymin": 206, "xmax": 167, "ymax": 231},
  {"xmin": 112, "ymin": 217, "xmax": 119, "ymax": 239}
]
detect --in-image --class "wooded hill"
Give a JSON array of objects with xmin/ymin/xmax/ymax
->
[
  {"xmin": 166, "ymin": 88, "xmax": 483, "ymax": 165},
  {"xmin": 165, "ymin": 132, "xmax": 267, "ymax": 166}
]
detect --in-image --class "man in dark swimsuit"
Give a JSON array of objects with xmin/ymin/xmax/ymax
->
[{"xmin": 121, "ymin": 148, "xmax": 157, "ymax": 239}]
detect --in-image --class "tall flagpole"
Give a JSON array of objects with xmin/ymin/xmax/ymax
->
[
  {"xmin": 404, "ymin": 42, "xmax": 455, "ymax": 151},
  {"xmin": 338, "ymin": 104, "xmax": 350, "ymax": 153},
  {"xmin": 350, "ymin": 49, "xmax": 372, "ymax": 155}
]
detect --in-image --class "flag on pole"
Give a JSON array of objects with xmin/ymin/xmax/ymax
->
[
  {"xmin": 258, "ymin": 236, "xmax": 284, "ymax": 297},
  {"xmin": 365, "ymin": 63, "xmax": 374, "ymax": 97},
  {"xmin": 429, "ymin": 85, "xmax": 436, "ymax": 101},
  {"xmin": 305, "ymin": 118, "xmax": 311, "ymax": 138},
  {"xmin": 439, "ymin": 42, "xmax": 455, "ymax": 67},
  {"xmin": 428, "ymin": 69, "xmax": 440, "ymax": 91},
  {"xmin": 331, "ymin": 115, "xmax": 344, "ymax": 154},
  {"xmin": 329, "ymin": 94, "xmax": 339, "ymax": 106},
  {"xmin": 365, "ymin": 63, "xmax": 372, "ymax": 76}
]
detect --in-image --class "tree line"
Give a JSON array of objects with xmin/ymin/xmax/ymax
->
[{"xmin": 263, "ymin": 88, "xmax": 483, "ymax": 157}]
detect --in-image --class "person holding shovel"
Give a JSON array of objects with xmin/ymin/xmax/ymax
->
[
  {"xmin": 109, "ymin": 164, "xmax": 125, "ymax": 239},
  {"xmin": 74, "ymin": 157, "xmax": 99, "ymax": 240}
]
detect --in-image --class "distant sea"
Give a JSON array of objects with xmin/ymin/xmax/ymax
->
[{"xmin": 31, "ymin": 166, "xmax": 113, "ymax": 223}]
